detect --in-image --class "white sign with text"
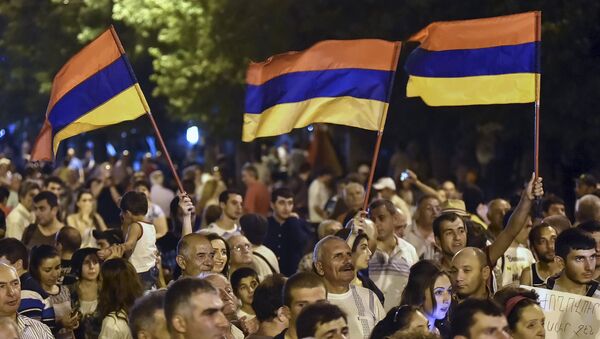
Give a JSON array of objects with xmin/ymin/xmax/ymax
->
[{"xmin": 525, "ymin": 286, "xmax": 600, "ymax": 339}]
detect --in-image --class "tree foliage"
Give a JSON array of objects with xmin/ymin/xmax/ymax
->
[{"xmin": 2, "ymin": 0, "xmax": 600, "ymax": 180}]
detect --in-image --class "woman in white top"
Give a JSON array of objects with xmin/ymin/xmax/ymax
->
[
  {"xmin": 97, "ymin": 258, "xmax": 143, "ymax": 339},
  {"xmin": 30, "ymin": 245, "xmax": 78, "ymax": 339},
  {"xmin": 67, "ymin": 190, "xmax": 107, "ymax": 247}
]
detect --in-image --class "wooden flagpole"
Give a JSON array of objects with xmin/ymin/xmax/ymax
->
[
  {"xmin": 109, "ymin": 26, "xmax": 185, "ymax": 193},
  {"xmin": 363, "ymin": 41, "xmax": 402, "ymax": 210}
]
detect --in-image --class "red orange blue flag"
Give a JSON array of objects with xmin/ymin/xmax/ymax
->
[
  {"xmin": 242, "ymin": 39, "xmax": 401, "ymax": 142},
  {"xmin": 405, "ymin": 11, "xmax": 541, "ymax": 106},
  {"xmin": 31, "ymin": 27, "xmax": 149, "ymax": 161}
]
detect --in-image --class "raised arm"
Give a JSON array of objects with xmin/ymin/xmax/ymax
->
[
  {"xmin": 405, "ymin": 169, "xmax": 444, "ymax": 202},
  {"xmin": 488, "ymin": 173, "xmax": 543, "ymax": 263},
  {"xmin": 178, "ymin": 191, "xmax": 195, "ymax": 236}
]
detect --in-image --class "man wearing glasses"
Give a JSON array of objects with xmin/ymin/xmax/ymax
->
[{"xmin": 228, "ymin": 235, "xmax": 255, "ymax": 276}]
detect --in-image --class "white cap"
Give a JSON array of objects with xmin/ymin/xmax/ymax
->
[{"xmin": 373, "ymin": 177, "xmax": 396, "ymax": 191}]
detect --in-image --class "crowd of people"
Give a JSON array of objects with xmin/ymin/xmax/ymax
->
[{"xmin": 0, "ymin": 148, "xmax": 600, "ymax": 339}]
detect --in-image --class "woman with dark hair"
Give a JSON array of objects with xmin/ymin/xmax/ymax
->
[
  {"xmin": 97, "ymin": 258, "xmax": 143, "ymax": 339},
  {"xmin": 207, "ymin": 233, "xmax": 230, "ymax": 276},
  {"xmin": 370, "ymin": 305, "xmax": 429, "ymax": 339},
  {"xmin": 493, "ymin": 287, "xmax": 545, "ymax": 339},
  {"xmin": 400, "ymin": 260, "xmax": 452, "ymax": 336},
  {"xmin": 66, "ymin": 190, "xmax": 107, "ymax": 248},
  {"xmin": 69, "ymin": 247, "xmax": 101, "ymax": 339},
  {"xmin": 30, "ymin": 245, "xmax": 78, "ymax": 338}
]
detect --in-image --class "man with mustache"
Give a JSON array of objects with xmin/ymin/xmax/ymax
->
[
  {"xmin": 175, "ymin": 233, "xmax": 215, "ymax": 279},
  {"xmin": 314, "ymin": 236, "xmax": 384, "ymax": 338},
  {"xmin": 544, "ymin": 228, "xmax": 600, "ymax": 297}
]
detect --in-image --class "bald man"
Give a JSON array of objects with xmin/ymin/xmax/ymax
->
[
  {"xmin": 543, "ymin": 215, "xmax": 572, "ymax": 235},
  {"xmin": 450, "ymin": 247, "xmax": 491, "ymax": 300},
  {"xmin": 317, "ymin": 220, "xmax": 343, "ymax": 240},
  {"xmin": 0, "ymin": 263, "xmax": 53, "ymax": 338},
  {"xmin": 176, "ymin": 233, "xmax": 215, "ymax": 278},
  {"xmin": 486, "ymin": 199, "xmax": 511, "ymax": 239},
  {"xmin": 336, "ymin": 182, "xmax": 365, "ymax": 224},
  {"xmin": 314, "ymin": 236, "xmax": 384, "ymax": 338},
  {"xmin": 576, "ymin": 194, "xmax": 600, "ymax": 224}
]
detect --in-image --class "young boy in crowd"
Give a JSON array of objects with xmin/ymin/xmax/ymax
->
[{"xmin": 98, "ymin": 191, "xmax": 158, "ymax": 290}]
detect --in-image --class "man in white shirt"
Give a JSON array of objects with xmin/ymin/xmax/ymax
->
[
  {"xmin": 308, "ymin": 169, "xmax": 333, "ymax": 223},
  {"xmin": 314, "ymin": 236, "xmax": 384, "ymax": 339},
  {"xmin": 6, "ymin": 181, "xmax": 39, "ymax": 240},
  {"xmin": 0, "ymin": 263, "xmax": 53, "ymax": 339},
  {"xmin": 368, "ymin": 199, "xmax": 418, "ymax": 311},
  {"xmin": 202, "ymin": 190, "xmax": 243, "ymax": 239}
]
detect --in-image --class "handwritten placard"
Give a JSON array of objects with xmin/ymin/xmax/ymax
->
[{"xmin": 523, "ymin": 286, "xmax": 600, "ymax": 339}]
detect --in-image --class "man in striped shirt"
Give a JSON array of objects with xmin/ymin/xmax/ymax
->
[
  {"xmin": 368, "ymin": 199, "xmax": 418, "ymax": 311},
  {"xmin": 0, "ymin": 263, "xmax": 53, "ymax": 339},
  {"xmin": 0, "ymin": 238, "xmax": 55, "ymax": 331}
]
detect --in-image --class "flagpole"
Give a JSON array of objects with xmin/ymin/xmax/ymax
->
[
  {"xmin": 108, "ymin": 26, "xmax": 186, "ymax": 193},
  {"xmin": 534, "ymin": 12, "xmax": 541, "ymax": 179},
  {"xmin": 363, "ymin": 42, "xmax": 402, "ymax": 210},
  {"xmin": 532, "ymin": 11, "xmax": 543, "ymax": 220}
]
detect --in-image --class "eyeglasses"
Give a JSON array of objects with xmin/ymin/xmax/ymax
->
[{"xmin": 233, "ymin": 244, "xmax": 252, "ymax": 252}]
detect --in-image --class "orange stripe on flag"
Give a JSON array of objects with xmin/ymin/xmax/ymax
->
[
  {"xmin": 409, "ymin": 11, "xmax": 540, "ymax": 51},
  {"xmin": 46, "ymin": 29, "xmax": 122, "ymax": 114},
  {"xmin": 246, "ymin": 39, "xmax": 399, "ymax": 85}
]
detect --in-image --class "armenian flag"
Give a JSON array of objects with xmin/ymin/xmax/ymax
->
[
  {"xmin": 242, "ymin": 39, "xmax": 401, "ymax": 142},
  {"xmin": 405, "ymin": 11, "xmax": 541, "ymax": 106},
  {"xmin": 31, "ymin": 27, "xmax": 148, "ymax": 161}
]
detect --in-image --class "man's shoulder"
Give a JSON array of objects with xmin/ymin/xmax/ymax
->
[
  {"xmin": 403, "ymin": 225, "xmax": 423, "ymax": 245},
  {"xmin": 396, "ymin": 236, "xmax": 416, "ymax": 251},
  {"xmin": 254, "ymin": 244, "xmax": 276, "ymax": 256},
  {"xmin": 588, "ymin": 280, "xmax": 600, "ymax": 298},
  {"xmin": 199, "ymin": 223, "xmax": 224, "ymax": 236},
  {"xmin": 17, "ymin": 314, "xmax": 53, "ymax": 337},
  {"xmin": 267, "ymin": 216, "xmax": 279, "ymax": 226},
  {"xmin": 20, "ymin": 273, "xmax": 49, "ymax": 299}
]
